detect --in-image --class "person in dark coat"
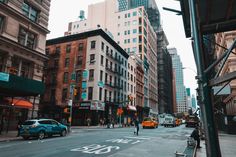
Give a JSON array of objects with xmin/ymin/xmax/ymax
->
[
  {"xmin": 134, "ymin": 118, "xmax": 139, "ymax": 136},
  {"xmin": 190, "ymin": 126, "xmax": 201, "ymax": 148},
  {"xmin": 17, "ymin": 119, "xmax": 22, "ymax": 137}
]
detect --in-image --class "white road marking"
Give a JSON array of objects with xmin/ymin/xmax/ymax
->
[
  {"xmin": 71, "ymin": 144, "xmax": 120, "ymax": 155},
  {"xmin": 124, "ymin": 136, "xmax": 151, "ymax": 140}
]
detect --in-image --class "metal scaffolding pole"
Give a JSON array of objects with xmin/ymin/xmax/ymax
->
[{"xmin": 188, "ymin": 0, "xmax": 221, "ymax": 156}]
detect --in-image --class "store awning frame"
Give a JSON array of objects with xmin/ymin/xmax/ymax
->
[{"xmin": 5, "ymin": 98, "xmax": 33, "ymax": 109}]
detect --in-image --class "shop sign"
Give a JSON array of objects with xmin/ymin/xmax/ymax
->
[
  {"xmin": 97, "ymin": 81, "xmax": 104, "ymax": 88},
  {"xmin": 0, "ymin": 72, "xmax": 9, "ymax": 82},
  {"xmin": 82, "ymin": 70, "xmax": 88, "ymax": 79},
  {"xmin": 79, "ymin": 103, "xmax": 90, "ymax": 110},
  {"xmin": 82, "ymin": 81, "xmax": 87, "ymax": 89},
  {"xmin": 81, "ymin": 92, "xmax": 87, "ymax": 100}
]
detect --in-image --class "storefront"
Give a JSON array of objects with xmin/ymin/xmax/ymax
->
[
  {"xmin": 0, "ymin": 98, "xmax": 32, "ymax": 133},
  {"xmin": 72, "ymin": 102, "xmax": 105, "ymax": 126},
  {"xmin": 0, "ymin": 72, "xmax": 45, "ymax": 133}
]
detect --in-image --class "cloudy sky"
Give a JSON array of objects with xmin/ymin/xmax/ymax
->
[{"xmin": 47, "ymin": 0, "xmax": 198, "ymax": 96}]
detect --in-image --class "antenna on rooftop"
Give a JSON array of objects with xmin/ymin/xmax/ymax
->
[{"xmin": 79, "ymin": 10, "xmax": 85, "ymax": 20}]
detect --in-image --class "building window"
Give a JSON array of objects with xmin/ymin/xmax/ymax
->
[
  {"xmin": 90, "ymin": 54, "xmax": 95, "ymax": 63},
  {"xmin": 133, "ymin": 20, "xmax": 137, "ymax": 25},
  {"xmin": 118, "ymin": 16, "xmax": 120, "ymax": 19},
  {"xmin": 77, "ymin": 56, "xmax": 83, "ymax": 67},
  {"xmin": 76, "ymin": 70, "xmax": 82, "ymax": 83},
  {"xmin": 100, "ymin": 70, "xmax": 103, "ymax": 81},
  {"xmin": 101, "ymin": 42, "xmax": 104, "ymax": 51},
  {"xmin": 66, "ymin": 44, "xmax": 71, "ymax": 53},
  {"xmin": 56, "ymin": 46, "xmax": 60, "ymax": 54},
  {"xmin": 88, "ymin": 87, "xmax": 93, "ymax": 100},
  {"xmin": 128, "ymin": 13, "xmax": 130, "ymax": 17},
  {"xmin": 89, "ymin": 69, "xmax": 94, "ymax": 81},
  {"xmin": 99, "ymin": 88, "xmax": 102, "ymax": 101},
  {"xmin": 18, "ymin": 27, "xmax": 36, "ymax": 49},
  {"xmin": 22, "ymin": 2, "xmax": 38, "ymax": 22},
  {"xmin": 133, "ymin": 11, "xmax": 137, "ymax": 16},
  {"xmin": 0, "ymin": 16, "xmax": 4, "ymax": 33},
  {"xmin": 78, "ymin": 43, "xmax": 83, "ymax": 51},
  {"xmin": 101, "ymin": 55, "xmax": 104, "ymax": 65},
  {"xmin": 128, "ymin": 30, "xmax": 130, "ymax": 34},
  {"xmin": 133, "ymin": 29, "xmax": 137, "ymax": 34},
  {"xmin": 64, "ymin": 58, "xmax": 70, "ymax": 67},
  {"xmin": 62, "ymin": 88, "xmax": 68, "ymax": 102},
  {"xmin": 118, "ymin": 32, "xmax": 120, "ymax": 36},
  {"xmin": 91, "ymin": 40, "xmax": 96, "ymax": 49},
  {"xmin": 133, "ymin": 38, "xmax": 137, "ymax": 43},
  {"xmin": 63, "ymin": 72, "xmax": 68, "ymax": 83}
]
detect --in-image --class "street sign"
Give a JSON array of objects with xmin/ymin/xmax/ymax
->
[
  {"xmin": 82, "ymin": 70, "xmax": 88, "ymax": 79},
  {"xmin": 97, "ymin": 81, "xmax": 104, "ymax": 87},
  {"xmin": 82, "ymin": 81, "xmax": 87, "ymax": 89},
  {"xmin": 68, "ymin": 99, "xmax": 72, "ymax": 106},
  {"xmin": 0, "ymin": 72, "xmax": 9, "ymax": 82},
  {"xmin": 81, "ymin": 92, "xmax": 87, "ymax": 100}
]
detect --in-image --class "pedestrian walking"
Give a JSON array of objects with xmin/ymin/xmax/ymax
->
[
  {"xmin": 133, "ymin": 117, "xmax": 139, "ymax": 136},
  {"xmin": 86, "ymin": 117, "xmax": 91, "ymax": 127},
  {"xmin": 17, "ymin": 119, "xmax": 22, "ymax": 137},
  {"xmin": 190, "ymin": 126, "xmax": 201, "ymax": 148}
]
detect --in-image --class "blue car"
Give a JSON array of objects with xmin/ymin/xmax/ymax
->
[{"xmin": 20, "ymin": 119, "xmax": 68, "ymax": 140}]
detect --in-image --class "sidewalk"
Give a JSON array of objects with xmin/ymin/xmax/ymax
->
[
  {"xmin": 196, "ymin": 132, "xmax": 236, "ymax": 157},
  {"xmin": 0, "ymin": 131, "xmax": 21, "ymax": 142}
]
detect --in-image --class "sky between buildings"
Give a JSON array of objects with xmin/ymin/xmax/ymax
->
[{"xmin": 47, "ymin": 0, "xmax": 198, "ymax": 96}]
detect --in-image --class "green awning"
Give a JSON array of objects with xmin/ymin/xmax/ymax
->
[{"xmin": 0, "ymin": 73, "xmax": 45, "ymax": 96}]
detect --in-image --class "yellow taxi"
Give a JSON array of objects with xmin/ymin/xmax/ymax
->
[{"xmin": 142, "ymin": 117, "xmax": 158, "ymax": 128}]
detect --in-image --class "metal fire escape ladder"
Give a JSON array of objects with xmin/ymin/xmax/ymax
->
[{"xmin": 205, "ymin": 39, "xmax": 236, "ymax": 86}]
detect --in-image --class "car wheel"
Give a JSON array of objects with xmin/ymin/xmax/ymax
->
[
  {"xmin": 60, "ymin": 129, "xmax": 67, "ymax": 137},
  {"xmin": 38, "ymin": 131, "xmax": 45, "ymax": 140},
  {"xmin": 143, "ymin": 126, "xmax": 145, "ymax": 129},
  {"xmin": 23, "ymin": 136, "xmax": 29, "ymax": 140}
]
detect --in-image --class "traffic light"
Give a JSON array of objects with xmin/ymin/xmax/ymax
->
[
  {"xmin": 128, "ymin": 94, "xmax": 133, "ymax": 101},
  {"xmin": 73, "ymin": 88, "xmax": 78, "ymax": 96}
]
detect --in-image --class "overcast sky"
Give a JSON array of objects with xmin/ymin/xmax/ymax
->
[{"xmin": 47, "ymin": 0, "xmax": 198, "ymax": 96}]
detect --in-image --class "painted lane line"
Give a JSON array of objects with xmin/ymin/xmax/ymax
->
[{"xmin": 124, "ymin": 136, "xmax": 151, "ymax": 140}]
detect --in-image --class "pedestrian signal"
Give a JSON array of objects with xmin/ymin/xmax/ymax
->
[{"xmin": 64, "ymin": 107, "xmax": 70, "ymax": 113}]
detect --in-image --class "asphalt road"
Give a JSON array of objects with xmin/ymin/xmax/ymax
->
[{"xmin": 0, "ymin": 125, "xmax": 194, "ymax": 157}]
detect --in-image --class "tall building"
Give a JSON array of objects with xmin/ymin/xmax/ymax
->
[
  {"xmin": 186, "ymin": 87, "xmax": 191, "ymax": 110},
  {"xmin": 157, "ymin": 27, "xmax": 174, "ymax": 114},
  {"xmin": 191, "ymin": 94, "xmax": 196, "ymax": 109},
  {"xmin": 45, "ymin": 29, "xmax": 129, "ymax": 125},
  {"xmin": 117, "ymin": 0, "xmax": 161, "ymax": 32},
  {"xmin": 0, "ymin": 0, "xmax": 51, "ymax": 130},
  {"xmin": 169, "ymin": 48, "xmax": 187, "ymax": 113},
  {"xmin": 64, "ymin": 0, "xmax": 158, "ymax": 118}
]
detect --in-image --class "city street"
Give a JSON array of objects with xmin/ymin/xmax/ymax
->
[{"xmin": 0, "ymin": 125, "xmax": 193, "ymax": 157}]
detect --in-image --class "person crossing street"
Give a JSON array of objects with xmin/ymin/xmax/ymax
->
[{"xmin": 133, "ymin": 117, "xmax": 139, "ymax": 136}]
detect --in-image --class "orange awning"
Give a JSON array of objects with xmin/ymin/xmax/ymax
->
[{"xmin": 6, "ymin": 98, "xmax": 33, "ymax": 109}]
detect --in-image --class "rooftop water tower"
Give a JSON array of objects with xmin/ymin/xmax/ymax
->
[{"xmin": 79, "ymin": 10, "xmax": 85, "ymax": 20}]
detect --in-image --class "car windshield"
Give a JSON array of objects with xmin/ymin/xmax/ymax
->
[{"xmin": 23, "ymin": 121, "xmax": 36, "ymax": 125}]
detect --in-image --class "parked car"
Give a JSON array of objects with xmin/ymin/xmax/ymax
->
[
  {"xmin": 20, "ymin": 119, "xmax": 68, "ymax": 140},
  {"xmin": 142, "ymin": 117, "xmax": 158, "ymax": 128}
]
